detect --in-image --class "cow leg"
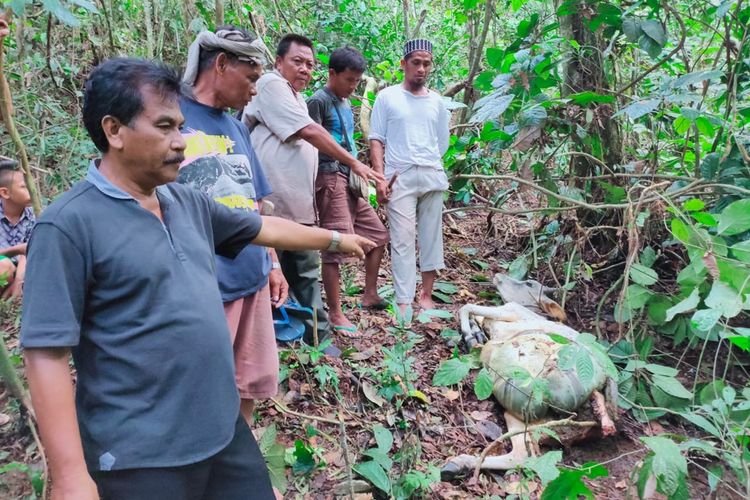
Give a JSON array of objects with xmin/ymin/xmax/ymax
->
[{"xmin": 441, "ymin": 412, "xmax": 538, "ymax": 478}]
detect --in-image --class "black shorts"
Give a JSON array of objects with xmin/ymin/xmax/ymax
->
[{"xmin": 92, "ymin": 415, "xmax": 274, "ymax": 500}]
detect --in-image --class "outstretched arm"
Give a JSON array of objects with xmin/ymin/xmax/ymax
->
[
  {"xmin": 296, "ymin": 123, "xmax": 384, "ymax": 183},
  {"xmin": 253, "ymin": 216, "xmax": 375, "ymax": 258},
  {"xmin": 25, "ymin": 347, "xmax": 99, "ymax": 500}
]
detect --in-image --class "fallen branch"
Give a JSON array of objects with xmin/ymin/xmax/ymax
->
[
  {"xmin": 472, "ymin": 417, "xmax": 597, "ymax": 480},
  {"xmin": 270, "ymin": 397, "xmax": 348, "ymax": 426}
]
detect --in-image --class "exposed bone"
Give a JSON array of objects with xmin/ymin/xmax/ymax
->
[{"xmin": 590, "ymin": 390, "xmax": 616, "ymax": 437}]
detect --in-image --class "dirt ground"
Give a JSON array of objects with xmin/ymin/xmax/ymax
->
[{"xmin": 0, "ymin": 209, "xmax": 743, "ymax": 499}]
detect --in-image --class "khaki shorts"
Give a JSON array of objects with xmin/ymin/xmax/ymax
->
[
  {"xmin": 315, "ymin": 172, "xmax": 389, "ymax": 264},
  {"xmin": 224, "ymin": 283, "xmax": 279, "ymax": 400}
]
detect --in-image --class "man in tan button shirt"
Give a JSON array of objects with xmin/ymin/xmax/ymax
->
[{"xmin": 244, "ymin": 34, "xmax": 383, "ymax": 350}]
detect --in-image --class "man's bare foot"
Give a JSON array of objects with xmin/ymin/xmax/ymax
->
[
  {"xmin": 418, "ymin": 294, "xmax": 436, "ymax": 310},
  {"xmin": 362, "ymin": 293, "xmax": 388, "ymax": 310}
]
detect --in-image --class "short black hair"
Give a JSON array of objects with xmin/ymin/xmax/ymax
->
[
  {"xmin": 197, "ymin": 25, "xmax": 258, "ymax": 76},
  {"xmin": 276, "ymin": 34, "xmax": 314, "ymax": 58},
  {"xmin": 329, "ymin": 47, "xmax": 366, "ymax": 74},
  {"xmin": 0, "ymin": 159, "xmax": 19, "ymax": 188},
  {"xmin": 83, "ymin": 58, "xmax": 182, "ymax": 153}
]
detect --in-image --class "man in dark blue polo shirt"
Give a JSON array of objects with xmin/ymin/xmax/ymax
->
[{"xmin": 20, "ymin": 58, "xmax": 372, "ymax": 500}]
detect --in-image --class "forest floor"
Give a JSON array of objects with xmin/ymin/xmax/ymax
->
[{"xmin": 0, "ymin": 208, "xmax": 741, "ymax": 499}]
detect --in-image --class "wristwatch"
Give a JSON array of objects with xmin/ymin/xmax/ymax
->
[
  {"xmin": 327, "ymin": 230, "xmax": 341, "ymax": 251},
  {"xmin": 271, "ymin": 261, "xmax": 281, "ymax": 270}
]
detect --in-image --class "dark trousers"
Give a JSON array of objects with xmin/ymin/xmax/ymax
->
[
  {"xmin": 92, "ymin": 416, "xmax": 274, "ymax": 500},
  {"xmin": 277, "ymin": 248, "xmax": 331, "ymax": 344}
]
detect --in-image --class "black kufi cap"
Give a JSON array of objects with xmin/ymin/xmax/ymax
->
[{"xmin": 404, "ymin": 39, "xmax": 433, "ymax": 58}]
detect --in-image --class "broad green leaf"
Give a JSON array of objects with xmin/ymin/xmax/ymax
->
[
  {"xmin": 8, "ymin": 0, "xmax": 32, "ymax": 16},
  {"xmin": 264, "ymin": 442, "xmax": 288, "ymax": 493},
  {"xmin": 575, "ymin": 349, "xmax": 594, "ymax": 382},
  {"xmin": 639, "ymin": 34, "xmax": 662, "ymax": 59},
  {"xmin": 622, "ymin": 17, "xmax": 641, "ymax": 42},
  {"xmin": 691, "ymin": 212, "xmax": 718, "ymax": 226},
  {"xmin": 508, "ymin": 254, "xmax": 530, "ymax": 280},
  {"xmin": 679, "ymin": 412, "xmax": 721, "ymax": 438},
  {"xmin": 695, "ymin": 116, "xmax": 714, "ymax": 136},
  {"xmin": 626, "ymin": 284, "xmax": 652, "ymax": 309},
  {"xmin": 700, "ymin": 153, "xmax": 721, "ymax": 179},
  {"xmin": 673, "ymin": 116, "xmax": 691, "ymax": 134},
  {"xmin": 474, "ymin": 367, "xmax": 494, "ymax": 400},
  {"xmin": 432, "ymin": 357, "xmax": 471, "ymax": 386},
  {"xmin": 707, "ymin": 466, "xmax": 722, "ymax": 493},
  {"xmin": 717, "ymin": 199, "xmax": 750, "ymax": 235},
  {"xmin": 373, "ymin": 425, "xmax": 393, "ymax": 452},
  {"xmin": 43, "ymin": 0, "xmax": 80, "ymax": 26},
  {"xmin": 363, "ymin": 448, "xmax": 393, "ymax": 471},
  {"xmin": 647, "ymin": 296, "xmax": 672, "ymax": 325},
  {"xmin": 664, "ymin": 288, "xmax": 700, "ymax": 322},
  {"xmin": 525, "ymin": 450, "xmax": 562, "ymax": 486},
  {"xmin": 730, "ymin": 240, "xmax": 750, "ymax": 262},
  {"xmin": 644, "ymin": 364, "xmax": 679, "ymax": 377},
  {"xmin": 557, "ymin": 345, "xmax": 577, "ymax": 371},
  {"xmin": 670, "ymin": 218, "xmax": 691, "ymax": 243},
  {"xmin": 547, "ymin": 333, "xmax": 571, "ymax": 344},
  {"xmin": 704, "ymin": 281, "xmax": 743, "ymax": 318},
  {"xmin": 682, "ymin": 198, "xmax": 705, "ymax": 212},
  {"xmin": 641, "ymin": 246, "xmax": 658, "ymax": 267},
  {"xmin": 540, "ymin": 462, "xmax": 607, "ymax": 500},
  {"xmin": 630, "ymin": 263, "xmax": 658, "ymax": 286},
  {"xmin": 292, "ymin": 440, "xmax": 315, "ymax": 474},
  {"xmin": 673, "ymin": 70, "xmax": 723, "ymax": 88},
  {"xmin": 727, "ymin": 336, "xmax": 750, "ymax": 351},
  {"xmin": 691, "ymin": 308, "xmax": 722, "ymax": 332},
  {"xmin": 353, "ymin": 461, "xmax": 391, "ymax": 493},
  {"xmin": 259, "ymin": 424, "xmax": 278, "ymax": 454},
  {"xmin": 568, "ymin": 91, "xmax": 615, "ymax": 105},
  {"xmin": 652, "ymin": 375, "xmax": 692, "ymax": 399},
  {"xmin": 640, "ymin": 436, "xmax": 688, "ymax": 497},
  {"xmin": 641, "ymin": 19, "xmax": 666, "ymax": 46},
  {"xmin": 69, "ymin": 0, "xmax": 98, "ymax": 11},
  {"xmin": 614, "ymin": 98, "xmax": 660, "ymax": 120},
  {"xmin": 471, "ymin": 92, "xmax": 513, "ymax": 123}
]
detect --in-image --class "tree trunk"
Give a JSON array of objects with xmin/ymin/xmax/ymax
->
[
  {"xmin": 555, "ymin": 0, "xmax": 622, "ymax": 176},
  {"xmin": 402, "ymin": 0, "xmax": 410, "ymax": 40},
  {"xmin": 456, "ymin": 0, "xmax": 494, "ymax": 131},
  {"xmin": 143, "ymin": 0, "xmax": 154, "ymax": 58},
  {"xmin": 216, "ymin": 0, "xmax": 224, "ymax": 27}
]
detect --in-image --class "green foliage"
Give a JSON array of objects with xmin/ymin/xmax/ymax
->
[
  {"xmin": 258, "ymin": 424, "xmax": 288, "ymax": 493},
  {"xmin": 353, "ymin": 425, "xmax": 438, "ymax": 499},
  {"xmin": 636, "ymin": 436, "xmax": 689, "ymax": 500},
  {"xmin": 540, "ymin": 462, "xmax": 608, "ymax": 500},
  {"xmin": 0, "ymin": 461, "xmax": 44, "ymax": 498}
]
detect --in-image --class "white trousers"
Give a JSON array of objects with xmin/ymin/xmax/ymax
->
[{"xmin": 386, "ymin": 166, "xmax": 448, "ymax": 304}]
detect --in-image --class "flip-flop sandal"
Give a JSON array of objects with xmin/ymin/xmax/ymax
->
[
  {"xmin": 333, "ymin": 325, "xmax": 363, "ymax": 339},
  {"xmin": 361, "ymin": 299, "xmax": 389, "ymax": 311}
]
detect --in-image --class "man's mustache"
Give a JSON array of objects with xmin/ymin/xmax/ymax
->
[{"xmin": 164, "ymin": 154, "xmax": 185, "ymax": 165}]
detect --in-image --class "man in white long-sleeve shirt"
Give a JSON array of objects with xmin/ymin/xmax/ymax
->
[{"xmin": 369, "ymin": 39, "xmax": 451, "ymax": 316}]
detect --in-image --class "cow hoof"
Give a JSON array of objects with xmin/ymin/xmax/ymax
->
[{"xmin": 441, "ymin": 455, "xmax": 476, "ymax": 481}]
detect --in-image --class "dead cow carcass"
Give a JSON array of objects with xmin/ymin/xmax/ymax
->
[{"xmin": 443, "ymin": 278, "xmax": 618, "ymax": 477}]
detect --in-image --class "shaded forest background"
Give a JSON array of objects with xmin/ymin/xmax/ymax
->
[{"xmin": 1, "ymin": 0, "xmax": 749, "ymax": 499}]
